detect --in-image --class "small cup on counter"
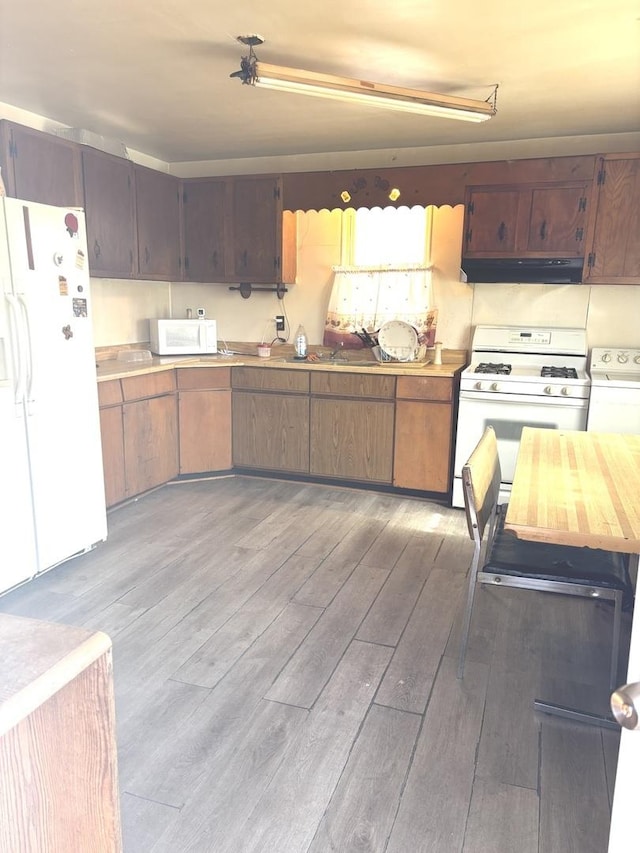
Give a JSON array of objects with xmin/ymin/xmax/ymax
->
[{"xmin": 257, "ymin": 344, "xmax": 271, "ymax": 358}]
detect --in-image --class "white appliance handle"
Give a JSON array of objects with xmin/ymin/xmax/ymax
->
[
  {"xmin": 17, "ymin": 294, "xmax": 35, "ymax": 413},
  {"xmin": 5, "ymin": 293, "xmax": 27, "ymax": 412}
]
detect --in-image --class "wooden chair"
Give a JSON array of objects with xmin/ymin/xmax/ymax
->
[{"xmin": 457, "ymin": 426, "xmax": 632, "ymax": 689}]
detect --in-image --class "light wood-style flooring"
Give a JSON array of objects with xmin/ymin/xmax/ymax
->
[{"xmin": 0, "ymin": 477, "xmax": 629, "ymax": 852}]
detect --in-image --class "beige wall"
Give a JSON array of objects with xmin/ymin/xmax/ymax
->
[{"xmin": 89, "ymin": 206, "xmax": 640, "ymax": 353}]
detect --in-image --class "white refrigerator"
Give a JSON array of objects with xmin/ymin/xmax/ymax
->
[{"xmin": 0, "ymin": 196, "xmax": 107, "ymax": 595}]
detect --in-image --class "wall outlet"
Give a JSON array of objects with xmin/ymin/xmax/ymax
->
[{"xmin": 275, "ymin": 315, "xmax": 285, "ymax": 332}]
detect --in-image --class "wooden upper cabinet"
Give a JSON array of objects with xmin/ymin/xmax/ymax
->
[
  {"xmin": 181, "ymin": 178, "xmax": 228, "ymax": 281},
  {"xmin": 227, "ymin": 175, "xmax": 286, "ymax": 283},
  {"xmin": 462, "ymin": 188, "xmax": 521, "ymax": 254},
  {"xmin": 0, "ymin": 121, "xmax": 83, "ymax": 207},
  {"xmin": 526, "ymin": 185, "xmax": 589, "ymax": 254},
  {"xmin": 463, "ymin": 182, "xmax": 590, "ymax": 258},
  {"xmin": 82, "ymin": 148, "xmax": 136, "ymax": 278},
  {"xmin": 583, "ymin": 154, "xmax": 640, "ymax": 284},
  {"xmin": 135, "ymin": 165, "xmax": 181, "ymax": 279}
]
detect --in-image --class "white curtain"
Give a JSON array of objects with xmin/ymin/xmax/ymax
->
[
  {"xmin": 323, "ymin": 205, "xmax": 437, "ymax": 348},
  {"xmin": 324, "ymin": 265, "xmax": 437, "ymax": 349}
]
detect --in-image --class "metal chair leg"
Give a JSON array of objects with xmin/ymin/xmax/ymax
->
[
  {"xmin": 610, "ymin": 589, "xmax": 623, "ymax": 691},
  {"xmin": 457, "ymin": 543, "xmax": 481, "ymax": 680}
]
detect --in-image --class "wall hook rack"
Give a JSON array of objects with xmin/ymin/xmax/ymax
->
[{"xmin": 228, "ymin": 282, "xmax": 288, "ymax": 299}]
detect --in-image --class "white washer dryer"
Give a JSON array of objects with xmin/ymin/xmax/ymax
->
[{"xmin": 588, "ymin": 347, "xmax": 640, "ymax": 433}]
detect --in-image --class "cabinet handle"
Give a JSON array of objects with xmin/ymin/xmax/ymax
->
[
  {"xmin": 144, "ymin": 247, "xmax": 150, "ymax": 265},
  {"xmin": 539, "ymin": 220, "xmax": 547, "ymax": 240},
  {"xmin": 575, "ymin": 227, "xmax": 584, "ymax": 242},
  {"xmin": 497, "ymin": 222, "xmax": 506, "ymax": 242},
  {"xmin": 93, "ymin": 239, "xmax": 101, "ymax": 259},
  {"xmin": 465, "ymin": 228, "xmax": 472, "ymax": 245},
  {"xmin": 242, "ymin": 250, "xmax": 248, "ymax": 268},
  {"xmin": 211, "ymin": 250, "xmax": 218, "ymax": 268},
  {"xmin": 274, "ymin": 256, "xmax": 280, "ymax": 271}
]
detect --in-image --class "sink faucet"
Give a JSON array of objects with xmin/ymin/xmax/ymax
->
[{"xmin": 329, "ymin": 342, "xmax": 345, "ymax": 359}]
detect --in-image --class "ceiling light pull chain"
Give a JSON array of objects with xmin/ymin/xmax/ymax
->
[{"xmin": 486, "ymin": 84, "xmax": 499, "ymax": 113}]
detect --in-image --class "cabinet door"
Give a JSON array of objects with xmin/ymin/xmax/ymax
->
[
  {"xmin": 464, "ymin": 182, "xmax": 590, "ymax": 258},
  {"xmin": 232, "ymin": 391, "xmax": 309, "ymax": 472},
  {"xmin": 0, "ymin": 122, "xmax": 83, "ymax": 206},
  {"xmin": 135, "ymin": 166, "xmax": 181, "ymax": 279},
  {"xmin": 123, "ymin": 394, "xmax": 178, "ymax": 496},
  {"xmin": 182, "ymin": 179, "xmax": 228, "ymax": 281},
  {"xmin": 228, "ymin": 176, "xmax": 282, "ymax": 282},
  {"xmin": 393, "ymin": 400, "xmax": 453, "ymax": 492},
  {"xmin": 583, "ymin": 155, "xmax": 640, "ymax": 284},
  {"xmin": 82, "ymin": 148, "xmax": 136, "ymax": 277},
  {"xmin": 99, "ymin": 406, "xmax": 126, "ymax": 507},
  {"xmin": 526, "ymin": 184, "xmax": 589, "ymax": 255},
  {"xmin": 179, "ymin": 389, "xmax": 232, "ymax": 474},
  {"xmin": 310, "ymin": 398, "xmax": 394, "ymax": 483},
  {"xmin": 463, "ymin": 189, "xmax": 521, "ymax": 255}
]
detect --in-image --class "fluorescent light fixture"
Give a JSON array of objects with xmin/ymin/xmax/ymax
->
[{"xmin": 231, "ymin": 36, "xmax": 498, "ymax": 123}]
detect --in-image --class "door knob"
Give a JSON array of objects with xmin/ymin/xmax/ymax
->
[{"xmin": 610, "ymin": 682, "xmax": 640, "ymax": 730}]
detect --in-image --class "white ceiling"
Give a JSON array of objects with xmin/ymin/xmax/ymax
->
[{"xmin": 0, "ymin": 0, "xmax": 638, "ymax": 166}]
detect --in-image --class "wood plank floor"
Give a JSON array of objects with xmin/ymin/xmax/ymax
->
[{"xmin": 0, "ymin": 476, "xmax": 630, "ymax": 852}]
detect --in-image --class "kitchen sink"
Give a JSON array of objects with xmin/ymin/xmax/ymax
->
[{"xmin": 270, "ymin": 357, "xmax": 429, "ymax": 368}]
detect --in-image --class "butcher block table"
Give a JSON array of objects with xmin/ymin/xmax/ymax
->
[
  {"xmin": 504, "ymin": 427, "xmax": 640, "ymax": 728},
  {"xmin": 505, "ymin": 427, "xmax": 640, "ymax": 554}
]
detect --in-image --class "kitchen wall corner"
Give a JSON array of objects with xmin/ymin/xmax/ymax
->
[{"xmin": 90, "ymin": 278, "xmax": 171, "ymax": 347}]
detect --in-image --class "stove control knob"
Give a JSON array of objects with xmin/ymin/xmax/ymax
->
[
  {"xmin": 601, "ymin": 352, "xmax": 612, "ymax": 363},
  {"xmin": 617, "ymin": 352, "xmax": 629, "ymax": 364},
  {"xmin": 474, "ymin": 381, "xmax": 483, "ymax": 391},
  {"xmin": 490, "ymin": 382, "xmax": 499, "ymax": 391},
  {"xmin": 634, "ymin": 355, "xmax": 640, "ymax": 365},
  {"xmin": 561, "ymin": 386, "xmax": 570, "ymax": 396},
  {"xmin": 544, "ymin": 385, "xmax": 553, "ymax": 395}
]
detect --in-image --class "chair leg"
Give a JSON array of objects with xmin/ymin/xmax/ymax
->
[
  {"xmin": 609, "ymin": 590, "xmax": 623, "ymax": 691},
  {"xmin": 457, "ymin": 543, "xmax": 481, "ymax": 680}
]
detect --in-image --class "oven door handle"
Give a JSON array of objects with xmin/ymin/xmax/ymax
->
[{"xmin": 458, "ymin": 391, "xmax": 588, "ymax": 408}]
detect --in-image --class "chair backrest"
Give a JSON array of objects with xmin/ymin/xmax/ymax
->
[{"xmin": 462, "ymin": 426, "xmax": 502, "ymax": 543}]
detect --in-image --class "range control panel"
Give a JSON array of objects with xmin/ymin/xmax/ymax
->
[{"xmin": 590, "ymin": 347, "xmax": 640, "ymax": 372}]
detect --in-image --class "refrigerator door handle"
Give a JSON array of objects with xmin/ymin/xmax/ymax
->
[
  {"xmin": 17, "ymin": 294, "xmax": 35, "ymax": 414},
  {"xmin": 5, "ymin": 294, "xmax": 27, "ymax": 413}
]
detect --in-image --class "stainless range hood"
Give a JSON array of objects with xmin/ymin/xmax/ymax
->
[{"xmin": 462, "ymin": 257, "xmax": 584, "ymax": 284}]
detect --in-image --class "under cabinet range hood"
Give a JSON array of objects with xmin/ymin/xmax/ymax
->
[{"xmin": 462, "ymin": 257, "xmax": 584, "ymax": 284}]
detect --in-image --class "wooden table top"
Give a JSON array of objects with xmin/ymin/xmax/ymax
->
[{"xmin": 504, "ymin": 428, "xmax": 640, "ymax": 553}]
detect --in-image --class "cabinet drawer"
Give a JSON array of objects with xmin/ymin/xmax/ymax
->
[
  {"xmin": 97, "ymin": 379, "xmax": 124, "ymax": 407},
  {"xmin": 232, "ymin": 366, "xmax": 309, "ymax": 393},
  {"xmin": 177, "ymin": 367, "xmax": 231, "ymax": 391},
  {"xmin": 121, "ymin": 370, "xmax": 176, "ymax": 401},
  {"xmin": 310, "ymin": 371, "xmax": 395, "ymax": 399},
  {"xmin": 396, "ymin": 376, "xmax": 453, "ymax": 402},
  {"xmin": 98, "ymin": 379, "xmax": 122, "ymax": 406}
]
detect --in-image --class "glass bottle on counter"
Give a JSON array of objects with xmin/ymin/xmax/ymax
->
[{"xmin": 294, "ymin": 324, "xmax": 308, "ymax": 359}]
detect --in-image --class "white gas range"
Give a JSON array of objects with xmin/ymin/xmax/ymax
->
[
  {"xmin": 452, "ymin": 325, "xmax": 590, "ymax": 508},
  {"xmin": 588, "ymin": 347, "xmax": 640, "ymax": 434}
]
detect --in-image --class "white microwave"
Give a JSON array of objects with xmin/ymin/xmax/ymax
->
[{"xmin": 149, "ymin": 318, "xmax": 218, "ymax": 355}]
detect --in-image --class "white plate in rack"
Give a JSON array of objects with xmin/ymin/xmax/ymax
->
[{"xmin": 378, "ymin": 320, "xmax": 419, "ymax": 361}]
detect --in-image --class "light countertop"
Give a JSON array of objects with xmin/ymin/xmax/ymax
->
[{"xmin": 96, "ymin": 348, "xmax": 468, "ymax": 382}]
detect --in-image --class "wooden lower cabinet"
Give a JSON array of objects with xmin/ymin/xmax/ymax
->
[
  {"xmin": 232, "ymin": 391, "xmax": 310, "ymax": 472},
  {"xmin": 393, "ymin": 376, "xmax": 456, "ymax": 493},
  {"xmin": 123, "ymin": 394, "xmax": 179, "ymax": 497},
  {"xmin": 310, "ymin": 397, "xmax": 394, "ymax": 483},
  {"xmin": 177, "ymin": 367, "xmax": 232, "ymax": 474},
  {"xmin": 99, "ymin": 406, "xmax": 126, "ymax": 507},
  {"xmin": 98, "ymin": 371, "xmax": 179, "ymax": 506},
  {"xmin": 0, "ymin": 615, "xmax": 122, "ymax": 852},
  {"xmin": 309, "ymin": 370, "xmax": 395, "ymax": 484}
]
